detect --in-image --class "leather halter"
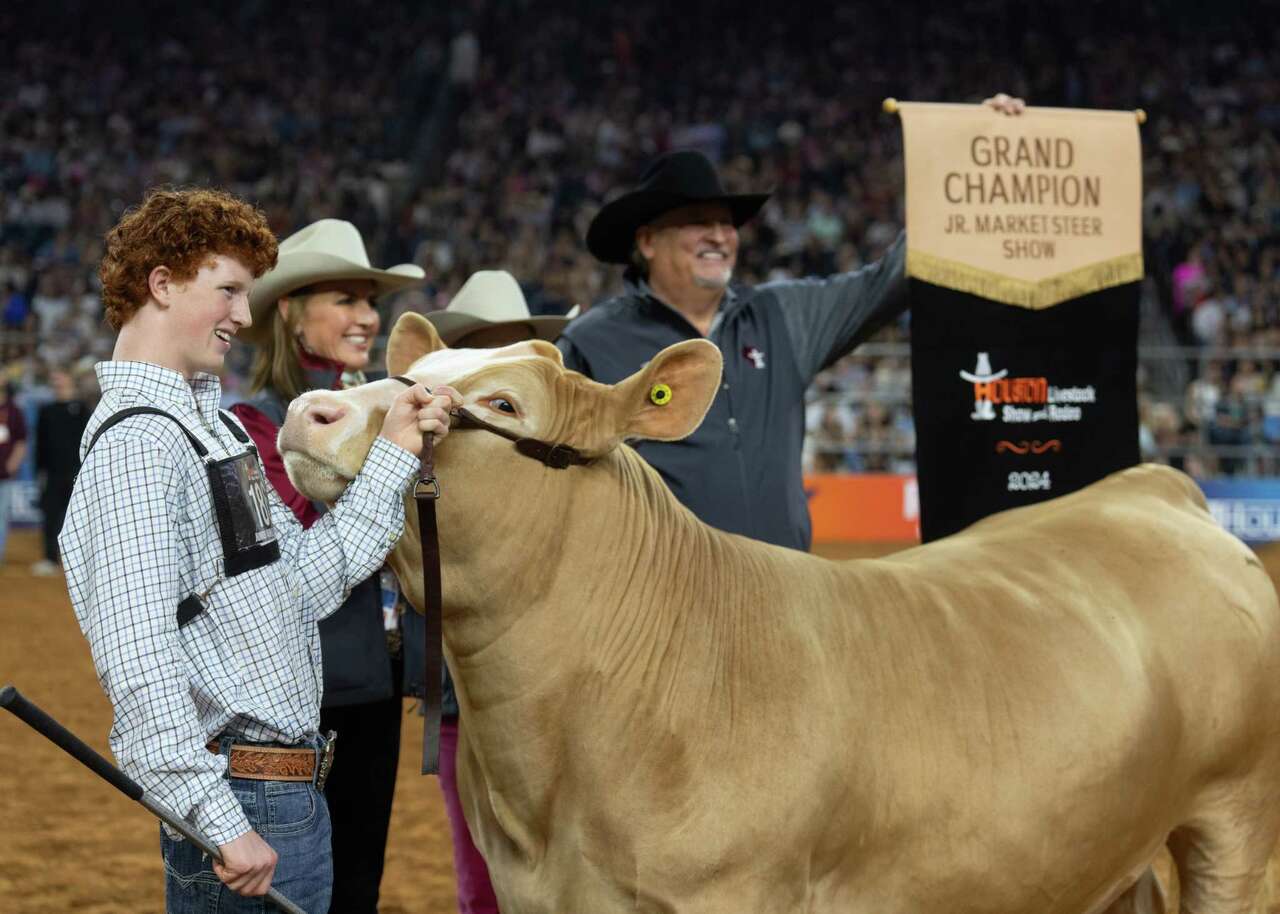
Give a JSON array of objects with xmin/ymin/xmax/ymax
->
[
  {"xmin": 394, "ymin": 376, "xmax": 592, "ymax": 470},
  {"xmin": 388, "ymin": 374, "xmax": 591, "ymax": 774}
]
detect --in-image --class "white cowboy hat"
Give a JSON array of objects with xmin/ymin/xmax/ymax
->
[
  {"xmin": 425, "ymin": 270, "xmax": 571, "ymax": 345},
  {"xmin": 958, "ymin": 352, "xmax": 1008, "ymax": 384},
  {"xmin": 245, "ymin": 219, "xmax": 424, "ymax": 344}
]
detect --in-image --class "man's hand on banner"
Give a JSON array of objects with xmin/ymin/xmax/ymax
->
[{"xmin": 982, "ymin": 93, "xmax": 1026, "ymax": 116}]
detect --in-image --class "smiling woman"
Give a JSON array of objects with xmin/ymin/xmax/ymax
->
[
  {"xmin": 227, "ymin": 217, "xmax": 431, "ymax": 914},
  {"xmin": 291, "ymin": 279, "xmax": 380, "ymax": 368}
]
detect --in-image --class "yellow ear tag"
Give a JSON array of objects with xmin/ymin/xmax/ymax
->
[{"xmin": 649, "ymin": 383, "xmax": 673, "ymax": 406}]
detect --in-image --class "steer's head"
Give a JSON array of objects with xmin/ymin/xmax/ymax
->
[{"xmin": 278, "ymin": 312, "xmax": 722, "ymax": 615}]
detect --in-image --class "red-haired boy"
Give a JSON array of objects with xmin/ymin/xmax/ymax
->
[{"xmin": 60, "ymin": 188, "xmax": 457, "ymax": 913}]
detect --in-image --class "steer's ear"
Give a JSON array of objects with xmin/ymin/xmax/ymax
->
[
  {"xmin": 387, "ymin": 313, "xmax": 447, "ymax": 376},
  {"xmin": 615, "ymin": 340, "xmax": 723, "ymax": 441},
  {"xmin": 528, "ymin": 339, "xmax": 564, "ymax": 367},
  {"xmin": 500, "ymin": 338, "xmax": 564, "ymax": 367}
]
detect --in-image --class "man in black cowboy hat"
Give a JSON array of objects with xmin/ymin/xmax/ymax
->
[{"xmin": 558, "ymin": 95, "xmax": 1023, "ymax": 550}]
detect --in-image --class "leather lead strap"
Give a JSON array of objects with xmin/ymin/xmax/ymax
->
[
  {"xmin": 415, "ymin": 436, "xmax": 444, "ymax": 776},
  {"xmin": 392, "ymin": 375, "xmax": 444, "ymax": 775}
]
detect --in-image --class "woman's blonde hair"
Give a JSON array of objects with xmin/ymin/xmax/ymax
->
[{"xmin": 248, "ymin": 293, "xmax": 311, "ymax": 400}]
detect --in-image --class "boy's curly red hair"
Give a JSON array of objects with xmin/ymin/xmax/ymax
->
[{"xmin": 99, "ymin": 187, "xmax": 279, "ymax": 330}]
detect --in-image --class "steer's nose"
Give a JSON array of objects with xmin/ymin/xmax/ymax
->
[{"xmin": 304, "ymin": 400, "xmax": 348, "ymax": 426}]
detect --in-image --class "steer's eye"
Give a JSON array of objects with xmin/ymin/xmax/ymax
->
[{"xmin": 489, "ymin": 397, "xmax": 517, "ymax": 414}]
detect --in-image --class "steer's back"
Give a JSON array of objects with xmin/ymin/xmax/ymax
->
[{"xmin": 802, "ymin": 462, "xmax": 1280, "ymax": 913}]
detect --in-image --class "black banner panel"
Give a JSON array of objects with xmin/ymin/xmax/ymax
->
[{"xmin": 910, "ymin": 279, "xmax": 1140, "ymax": 542}]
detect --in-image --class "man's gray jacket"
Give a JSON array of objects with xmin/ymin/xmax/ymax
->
[{"xmin": 557, "ymin": 235, "xmax": 908, "ymax": 551}]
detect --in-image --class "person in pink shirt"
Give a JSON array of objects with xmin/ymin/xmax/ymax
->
[{"xmin": 0, "ymin": 377, "xmax": 28, "ymax": 564}]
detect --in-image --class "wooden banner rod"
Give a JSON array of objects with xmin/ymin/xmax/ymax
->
[{"xmin": 881, "ymin": 98, "xmax": 1146, "ymax": 124}]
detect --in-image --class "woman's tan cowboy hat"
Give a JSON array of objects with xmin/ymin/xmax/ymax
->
[
  {"xmin": 426, "ymin": 270, "xmax": 571, "ymax": 345},
  {"xmin": 244, "ymin": 219, "xmax": 424, "ymax": 344},
  {"xmin": 585, "ymin": 150, "xmax": 771, "ymax": 265}
]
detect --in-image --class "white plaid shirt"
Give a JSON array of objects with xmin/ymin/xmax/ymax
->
[{"xmin": 59, "ymin": 361, "xmax": 416, "ymax": 845}]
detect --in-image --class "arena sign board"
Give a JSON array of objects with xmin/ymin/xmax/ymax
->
[
  {"xmin": 1200, "ymin": 479, "xmax": 1280, "ymax": 544},
  {"xmin": 895, "ymin": 102, "xmax": 1143, "ymax": 541},
  {"xmin": 805, "ymin": 474, "xmax": 919, "ymax": 542}
]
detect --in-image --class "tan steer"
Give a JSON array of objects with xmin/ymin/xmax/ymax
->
[{"xmin": 278, "ymin": 312, "xmax": 1280, "ymax": 914}]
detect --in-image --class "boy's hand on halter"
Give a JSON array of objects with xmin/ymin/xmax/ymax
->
[{"xmin": 380, "ymin": 384, "xmax": 462, "ymax": 453}]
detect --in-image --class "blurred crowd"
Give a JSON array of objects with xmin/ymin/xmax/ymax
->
[
  {"xmin": 1, "ymin": 0, "xmax": 1278, "ymax": 513},
  {"xmin": 0, "ymin": 1, "xmax": 453, "ymax": 395}
]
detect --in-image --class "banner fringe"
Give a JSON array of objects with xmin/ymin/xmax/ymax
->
[{"xmin": 906, "ymin": 251, "xmax": 1144, "ymax": 309}]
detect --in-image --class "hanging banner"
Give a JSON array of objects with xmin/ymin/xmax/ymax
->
[
  {"xmin": 898, "ymin": 102, "xmax": 1142, "ymax": 309},
  {"xmin": 897, "ymin": 102, "xmax": 1143, "ymax": 542}
]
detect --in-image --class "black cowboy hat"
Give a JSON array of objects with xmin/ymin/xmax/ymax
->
[{"xmin": 586, "ymin": 150, "xmax": 771, "ymax": 265}]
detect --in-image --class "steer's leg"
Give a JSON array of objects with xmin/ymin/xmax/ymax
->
[
  {"xmin": 1103, "ymin": 865, "xmax": 1172, "ymax": 914},
  {"xmin": 1166, "ymin": 804, "xmax": 1279, "ymax": 914}
]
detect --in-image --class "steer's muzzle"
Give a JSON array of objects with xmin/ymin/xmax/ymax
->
[
  {"xmin": 285, "ymin": 390, "xmax": 351, "ymax": 432},
  {"xmin": 301, "ymin": 398, "xmax": 347, "ymax": 427},
  {"xmin": 280, "ymin": 390, "xmax": 361, "ymax": 464},
  {"xmin": 279, "ymin": 389, "xmax": 371, "ymax": 502}
]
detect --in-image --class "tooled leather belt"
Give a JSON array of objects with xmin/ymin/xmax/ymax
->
[{"xmin": 207, "ymin": 739, "xmax": 336, "ymax": 789}]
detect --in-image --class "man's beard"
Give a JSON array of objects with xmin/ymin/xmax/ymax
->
[{"xmin": 693, "ymin": 268, "xmax": 733, "ymax": 290}]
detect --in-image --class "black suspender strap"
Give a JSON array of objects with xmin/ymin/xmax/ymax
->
[
  {"xmin": 217, "ymin": 410, "xmax": 252, "ymax": 444},
  {"xmin": 83, "ymin": 407, "xmax": 209, "ymax": 460},
  {"xmin": 82, "ymin": 408, "xmax": 212, "ymax": 628},
  {"xmin": 81, "ymin": 406, "xmax": 274, "ymax": 626},
  {"xmin": 84, "ymin": 407, "xmax": 251, "ymax": 460},
  {"xmin": 176, "ymin": 596, "xmax": 205, "ymax": 628}
]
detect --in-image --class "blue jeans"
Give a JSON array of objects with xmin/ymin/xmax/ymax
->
[
  {"xmin": 0, "ymin": 479, "xmax": 12, "ymax": 562},
  {"xmin": 161, "ymin": 758, "xmax": 333, "ymax": 913}
]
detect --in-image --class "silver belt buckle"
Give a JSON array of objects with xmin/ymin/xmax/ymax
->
[{"xmin": 315, "ymin": 730, "xmax": 337, "ymax": 791}]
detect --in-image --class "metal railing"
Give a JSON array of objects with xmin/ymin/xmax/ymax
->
[
  {"xmin": 3, "ymin": 328, "xmax": 1276, "ymax": 475},
  {"xmin": 805, "ymin": 344, "xmax": 1280, "ymax": 477}
]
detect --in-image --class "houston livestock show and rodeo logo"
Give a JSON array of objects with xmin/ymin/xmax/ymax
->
[{"xmin": 958, "ymin": 351, "xmax": 1101, "ymax": 494}]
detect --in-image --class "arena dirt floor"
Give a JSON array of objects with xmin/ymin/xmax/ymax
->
[{"xmin": 2, "ymin": 529, "xmax": 1280, "ymax": 913}]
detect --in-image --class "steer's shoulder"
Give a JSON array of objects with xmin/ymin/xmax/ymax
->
[
  {"xmin": 1082, "ymin": 462, "xmax": 1208, "ymax": 516},
  {"xmin": 972, "ymin": 463, "xmax": 1209, "ymax": 534},
  {"xmin": 889, "ymin": 463, "xmax": 1214, "ymax": 570}
]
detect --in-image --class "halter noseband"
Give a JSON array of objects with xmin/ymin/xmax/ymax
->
[{"xmin": 390, "ymin": 375, "xmax": 592, "ymax": 469}]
